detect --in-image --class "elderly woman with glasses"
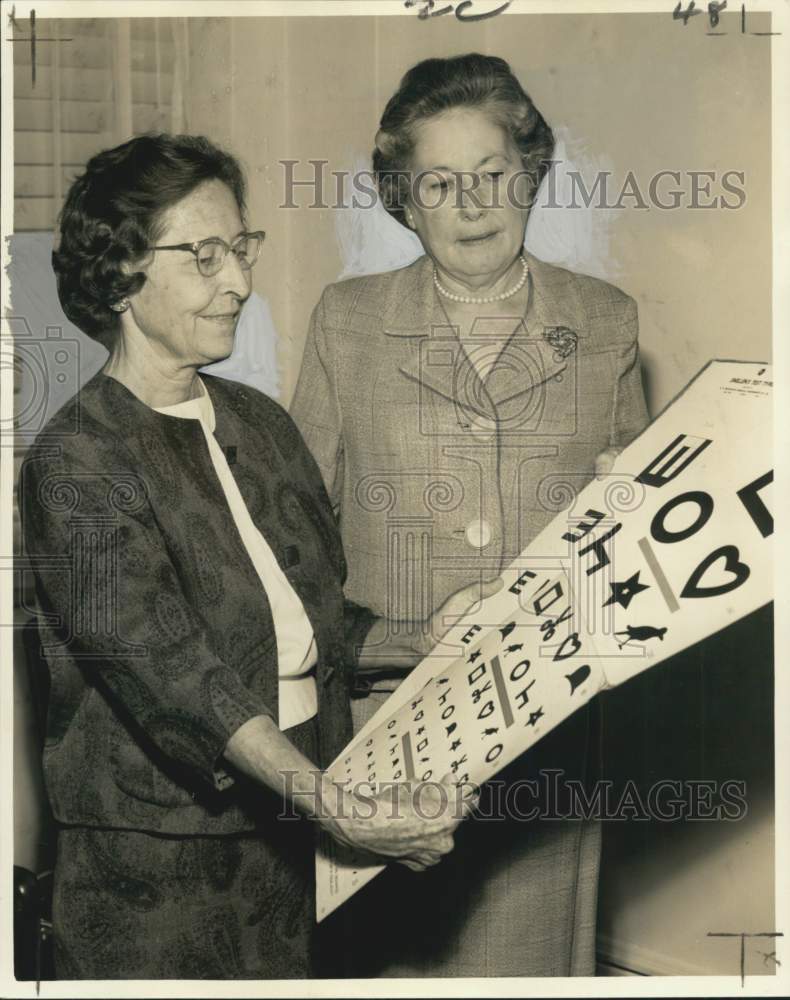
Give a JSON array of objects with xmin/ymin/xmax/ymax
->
[
  {"xmin": 20, "ymin": 133, "xmax": 490, "ymax": 980},
  {"xmin": 291, "ymin": 54, "xmax": 650, "ymax": 978}
]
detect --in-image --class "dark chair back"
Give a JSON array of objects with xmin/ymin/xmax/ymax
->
[{"xmin": 15, "ymin": 616, "xmax": 55, "ymax": 982}]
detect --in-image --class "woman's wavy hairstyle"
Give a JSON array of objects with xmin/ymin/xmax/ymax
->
[
  {"xmin": 373, "ymin": 53, "xmax": 555, "ymax": 228},
  {"xmin": 52, "ymin": 133, "xmax": 247, "ymax": 346}
]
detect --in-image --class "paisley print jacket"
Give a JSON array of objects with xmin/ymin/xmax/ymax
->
[{"xmin": 20, "ymin": 372, "xmax": 376, "ymax": 835}]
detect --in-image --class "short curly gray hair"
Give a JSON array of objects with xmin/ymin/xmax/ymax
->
[{"xmin": 373, "ymin": 53, "xmax": 555, "ymax": 227}]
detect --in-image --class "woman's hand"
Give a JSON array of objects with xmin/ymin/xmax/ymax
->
[
  {"xmin": 594, "ymin": 446, "xmax": 623, "ymax": 480},
  {"xmin": 322, "ymin": 773, "xmax": 480, "ymax": 872},
  {"xmin": 413, "ymin": 576, "xmax": 504, "ymax": 659},
  {"xmin": 356, "ymin": 576, "xmax": 504, "ymax": 672},
  {"xmin": 224, "ymin": 717, "xmax": 477, "ymax": 871}
]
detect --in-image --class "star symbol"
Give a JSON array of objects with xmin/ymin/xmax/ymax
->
[
  {"xmin": 603, "ymin": 571, "xmax": 649, "ymax": 610},
  {"xmin": 526, "ymin": 707, "xmax": 544, "ymax": 727}
]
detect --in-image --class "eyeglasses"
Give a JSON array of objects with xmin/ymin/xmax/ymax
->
[{"xmin": 149, "ymin": 230, "xmax": 266, "ymax": 277}]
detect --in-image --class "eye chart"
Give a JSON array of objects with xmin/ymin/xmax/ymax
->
[{"xmin": 317, "ymin": 359, "xmax": 772, "ymax": 920}]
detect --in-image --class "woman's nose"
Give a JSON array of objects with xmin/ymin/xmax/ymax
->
[
  {"xmin": 461, "ymin": 201, "xmax": 485, "ymax": 221},
  {"xmin": 220, "ymin": 248, "xmax": 252, "ymax": 297},
  {"xmin": 460, "ymin": 188, "xmax": 486, "ymax": 220}
]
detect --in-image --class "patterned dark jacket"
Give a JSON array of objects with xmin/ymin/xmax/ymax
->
[{"xmin": 20, "ymin": 372, "xmax": 376, "ymax": 836}]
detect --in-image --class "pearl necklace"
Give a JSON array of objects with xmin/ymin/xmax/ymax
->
[{"xmin": 433, "ymin": 255, "xmax": 529, "ymax": 305}]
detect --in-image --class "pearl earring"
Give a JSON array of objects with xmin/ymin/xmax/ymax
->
[{"xmin": 111, "ymin": 299, "xmax": 130, "ymax": 313}]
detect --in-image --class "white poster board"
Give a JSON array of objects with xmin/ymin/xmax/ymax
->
[{"xmin": 317, "ymin": 359, "xmax": 773, "ymax": 921}]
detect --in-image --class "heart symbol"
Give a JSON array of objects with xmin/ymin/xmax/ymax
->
[
  {"xmin": 680, "ymin": 545, "xmax": 751, "ymax": 599},
  {"xmin": 553, "ymin": 631, "xmax": 582, "ymax": 661}
]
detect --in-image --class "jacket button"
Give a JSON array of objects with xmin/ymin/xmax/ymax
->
[{"xmin": 465, "ymin": 519, "xmax": 492, "ymax": 548}]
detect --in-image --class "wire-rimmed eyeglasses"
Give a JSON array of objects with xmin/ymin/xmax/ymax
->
[{"xmin": 149, "ymin": 231, "xmax": 266, "ymax": 277}]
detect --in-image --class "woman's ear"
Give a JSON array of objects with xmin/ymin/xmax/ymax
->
[
  {"xmin": 404, "ymin": 205, "xmax": 417, "ymax": 230},
  {"xmin": 120, "ymin": 245, "xmax": 155, "ymax": 279},
  {"xmin": 120, "ymin": 257, "xmax": 144, "ymax": 278}
]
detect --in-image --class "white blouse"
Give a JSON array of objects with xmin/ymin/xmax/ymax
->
[{"xmin": 154, "ymin": 378, "xmax": 318, "ymax": 731}]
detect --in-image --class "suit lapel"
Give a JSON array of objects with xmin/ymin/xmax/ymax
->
[
  {"xmin": 380, "ymin": 256, "xmax": 476, "ymax": 411},
  {"xmin": 383, "ymin": 251, "xmax": 586, "ymax": 412}
]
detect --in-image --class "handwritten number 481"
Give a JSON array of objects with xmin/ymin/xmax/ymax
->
[{"xmin": 673, "ymin": 1, "xmax": 781, "ymax": 34}]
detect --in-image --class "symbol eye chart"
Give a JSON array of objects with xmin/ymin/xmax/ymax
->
[
  {"xmin": 339, "ymin": 572, "xmax": 600, "ymax": 791},
  {"xmin": 317, "ymin": 360, "xmax": 773, "ymax": 919}
]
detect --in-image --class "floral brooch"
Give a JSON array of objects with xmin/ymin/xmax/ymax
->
[{"xmin": 543, "ymin": 326, "xmax": 579, "ymax": 362}]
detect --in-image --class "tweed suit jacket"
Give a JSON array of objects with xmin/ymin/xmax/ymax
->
[
  {"xmin": 291, "ymin": 252, "xmax": 650, "ymax": 654},
  {"xmin": 20, "ymin": 371, "xmax": 376, "ymax": 835}
]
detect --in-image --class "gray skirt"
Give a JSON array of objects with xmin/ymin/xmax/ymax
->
[{"xmin": 316, "ymin": 700, "xmax": 602, "ymax": 978}]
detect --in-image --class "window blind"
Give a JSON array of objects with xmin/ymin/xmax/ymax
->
[{"xmin": 13, "ymin": 17, "xmax": 178, "ymax": 232}]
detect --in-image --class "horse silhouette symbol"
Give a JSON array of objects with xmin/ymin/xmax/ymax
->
[{"xmin": 614, "ymin": 625, "xmax": 668, "ymax": 649}]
